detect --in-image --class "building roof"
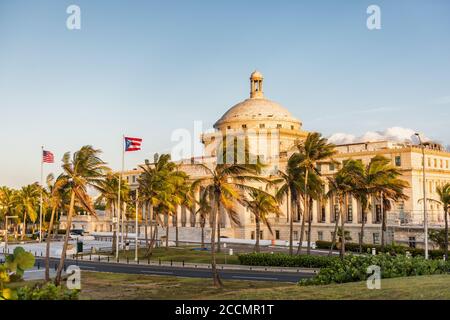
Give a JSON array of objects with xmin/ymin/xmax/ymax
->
[{"xmin": 214, "ymin": 71, "xmax": 301, "ymax": 128}]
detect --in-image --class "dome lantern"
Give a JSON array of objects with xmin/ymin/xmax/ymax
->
[{"xmin": 250, "ymin": 71, "xmax": 264, "ymax": 99}]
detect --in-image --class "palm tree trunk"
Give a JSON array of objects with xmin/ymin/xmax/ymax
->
[
  {"xmin": 381, "ymin": 192, "xmax": 386, "ymax": 250},
  {"xmin": 217, "ymin": 204, "xmax": 221, "ymax": 253},
  {"xmin": 145, "ymin": 222, "xmax": 158, "ymax": 257},
  {"xmin": 298, "ymin": 202, "xmax": 306, "ymax": 255},
  {"xmin": 340, "ymin": 197, "xmax": 346, "ymax": 260},
  {"xmin": 21, "ymin": 212, "xmax": 27, "ymax": 240},
  {"xmin": 201, "ymin": 218, "xmax": 205, "ymax": 249},
  {"xmin": 444, "ymin": 208, "xmax": 448, "ymax": 261},
  {"xmin": 165, "ymin": 213, "xmax": 169, "ymax": 250},
  {"xmin": 359, "ymin": 209, "xmax": 366, "ymax": 254},
  {"xmin": 303, "ymin": 169, "xmax": 310, "ymax": 255},
  {"xmin": 289, "ymin": 196, "xmax": 295, "ymax": 255},
  {"xmin": 255, "ymin": 215, "xmax": 260, "ymax": 253},
  {"xmin": 144, "ymin": 203, "xmax": 149, "ymax": 246},
  {"xmin": 175, "ymin": 210, "xmax": 179, "ymax": 247},
  {"xmin": 306, "ymin": 197, "xmax": 313, "ymax": 255},
  {"xmin": 210, "ymin": 192, "xmax": 222, "ymax": 288},
  {"xmin": 329, "ymin": 206, "xmax": 340, "ymax": 257},
  {"xmin": 45, "ymin": 207, "xmax": 57, "ymax": 282},
  {"xmin": 55, "ymin": 191, "xmax": 76, "ymax": 286}
]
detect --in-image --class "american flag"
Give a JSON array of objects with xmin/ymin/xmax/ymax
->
[
  {"xmin": 43, "ymin": 150, "xmax": 54, "ymax": 163},
  {"xmin": 125, "ymin": 137, "xmax": 142, "ymax": 152}
]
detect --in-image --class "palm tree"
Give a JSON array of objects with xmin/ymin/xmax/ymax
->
[
  {"xmin": 44, "ymin": 174, "xmax": 68, "ymax": 281},
  {"xmin": 15, "ymin": 184, "xmax": 40, "ymax": 239},
  {"xmin": 191, "ymin": 162, "xmax": 264, "ymax": 287},
  {"xmin": 169, "ymin": 169, "xmax": 192, "ymax": 247},
  {"xmin": 94, "ymin": 173, "xmax": 120, "ymax": 255},
  {"xmin": 364, "ymin": 156, "xmax": 409, "ymax": 249},
  {"xmin": 347, "ymin": 156, "xmax": 408, "ymax": 253},
  {"xmin": 196, "ymin": 189, "xmax": 211, "ymax": 249},
  {"xmin": 241, "ymin": 189, "xmax": 281, "ymax": 252},
  {"xmin": 274, "ymin": 153, "xmax": 304, "ymax": 255},
  {"xmin": 327, "ymin": 159, "xmax": 361, "ymax": 259},
  {"xmin": 0, "ymin": 187, "xmax": 18, "ymax": 240},
  {"xmin": 54, "ymin": 146, "xmax": 109, "ymax": 286},
  {"xmin": 138, "ymin": 154, "xmax": 175, "ymax": 254},
  {"xmin": 419, "ymin": 183, "xmax": 450, "ymax": 259},
  {"xmin": 296, "ymin": 132, "xmax": 336, "ymax": 255}
]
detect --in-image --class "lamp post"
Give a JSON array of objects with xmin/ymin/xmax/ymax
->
[
  {"xmin": 415, "ymin": 133, "xmax": 429, "ymax": 259},
  {"xmin": 4, "ymin": 216, "xmax": 19, "ymax": 254}
]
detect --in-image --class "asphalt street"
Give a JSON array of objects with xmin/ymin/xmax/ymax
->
[{"xmin": 35, "ymin": 257, "xmax": 314, "ymax": 283}]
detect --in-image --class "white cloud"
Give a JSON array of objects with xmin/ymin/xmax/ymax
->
[{"xmin": 328, "ymin": 127, "xmax": 430, "ymax": 145}]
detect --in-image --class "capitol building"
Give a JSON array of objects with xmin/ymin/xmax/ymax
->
[{"xmin": 68, "ymin": 72, "xmax": 450, "ymax": 249}]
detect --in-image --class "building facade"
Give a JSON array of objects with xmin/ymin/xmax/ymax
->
[{"xmin": 70, "ymin": 72, "xmax": 450, "ymax": 249}]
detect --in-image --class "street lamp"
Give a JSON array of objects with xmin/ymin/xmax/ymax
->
[
  {"xmin": 415, "ymin": 133, "xmax": 429, "ymax": 259},
  {"xmin": 4, "ymin": 216, "xmax": 19, "ymax": 254}
]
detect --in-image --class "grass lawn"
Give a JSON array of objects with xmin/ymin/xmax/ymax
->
[
  {"xmin": 79, "ymin": 272, "xmax": 450, "ymax": 300},
  {"xmin": 110, "ymin": 246, "xmax": 240, "ymax": 265}
]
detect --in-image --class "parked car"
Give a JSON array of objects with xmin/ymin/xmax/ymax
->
[{"xmin": 69, "ymin": 229, "xmax": 95, "ymax": 241}]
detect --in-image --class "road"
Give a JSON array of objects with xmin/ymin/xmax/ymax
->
[{"xmin": 35, "ymin": 257, "xmax": 313, "ymax": 283}]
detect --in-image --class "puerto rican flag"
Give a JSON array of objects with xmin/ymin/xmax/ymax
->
[{"xmin": 124, "ymin": 137, "xmax": 142, "ymax": 152}]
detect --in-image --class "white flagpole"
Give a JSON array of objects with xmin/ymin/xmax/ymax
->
[
  {"xmin": 39, "ymin": 146, "xmax": 44, "ymax": 242},
  {"xmin": 116, "ymin": 136, "xmax": 124, "ymax": 260},
  {"xmin": 135, "ymin": 189, "xmax": 139, "ymax": 262}
]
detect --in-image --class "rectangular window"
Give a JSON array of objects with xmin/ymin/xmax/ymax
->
[
  {"xmin": 276, "ymin": 124, "xmax": 282, "ymax": 129},
  {"xmin": 434, "ymin": 159, "xmax": 437, "ymax": 167},
  {"xmin": 316, "ymin": 164, "xmax": 321, "ymax": 172},
  {"xmin": 242, "ymin": 124, "xmax": 247, "ymax": 129},
  {"xmin": 290, "ymin": 125, "xmax": 294, "ymax": 130},
  {"xmin": 260, "ymin": 230, "xmax": 263, "ymax": 239},
  {"xmin": 293, "ymin": 231, "xmax": 298, "ymax": 241},
  {"xmin": 251, "ymin": 231, "xmax": 255, "ymax": 240},
  {"xmin": 321, "ymin": 206, "xmax": 326, "ymax": 222},
  {"xmin": 259, "ymin": 123, "xmax": 265, "ymax": 129},
  {"xmin": 373, "ymin": 233, "xmax": 380, "ymax": 244},
  {"xmin": 395, "ymin": 156, "xmax": 401, "ymax": 167},
  {"xmin": 318, "ymin": 231, "xmax": 323, "ymax": 241},
  {"xmin": 275, "ymin": 230, "xmax": 280, "ymax": 240},
  {"xmin": 446, "ymin": 160, "xmax": 449, "ymax": 169},
  {"xmin": 375, "ymin": 205, "xmax": 382, "ymax": 223},
  {"xmin": 329, "ymin": 163, "xmax": 335, "ymax": 171},
  {"xmin": 428, "ymin": 158, "xmax": 431, "ymax": 167},
  {"xmin": 334, "ymin": 205, "xmax": 339, "ymax": 221},
  {"xmin": 347, "ymin": 204, "xmax": 353, "ymax": 222}
]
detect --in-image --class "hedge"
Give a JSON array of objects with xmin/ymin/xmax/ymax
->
[
  {"xmin": 300, "ymin": 253, "xmax": 450, "ymax": 286},
  {"xmin": 315, "ymin": 240, "xmax": 447, "ymax": 259},
  {"xmin": 238, "ymin": 253, "xmax": 338, "ymax": 268}
]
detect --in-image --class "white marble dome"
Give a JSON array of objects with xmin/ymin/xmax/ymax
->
[{"xmin": 214, "ymin": 72, "xmax": 302, "ymax": 130}]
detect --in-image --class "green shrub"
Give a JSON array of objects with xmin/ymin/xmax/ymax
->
[
  {"xmin": 238, "ymin": 253, "xmax": 337, "ymax": 268},
  {"xmin": 315, "ymin": 240, "xmax": 445, "ymax": 259},
  {"xmin": 17, "ymin": 283, "xmax": 79, "ymax": 300},
  {"xmin": 300, "ymin": 253, "xmax": 450, "ymax": 286}
]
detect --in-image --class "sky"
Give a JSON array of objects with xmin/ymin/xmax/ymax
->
[{"xmin": 0, "ymin": 0, "xmax": 449, "ymax": 188}]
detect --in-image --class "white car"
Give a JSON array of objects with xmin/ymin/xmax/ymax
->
[{"xmin": 69, "ymin": 230, "xmax": 95, "ymax": 241}]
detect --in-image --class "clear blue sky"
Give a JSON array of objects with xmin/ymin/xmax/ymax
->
[{"xmin": 1, "ymin": 0, "xmax": 449, "ymax": 188}]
